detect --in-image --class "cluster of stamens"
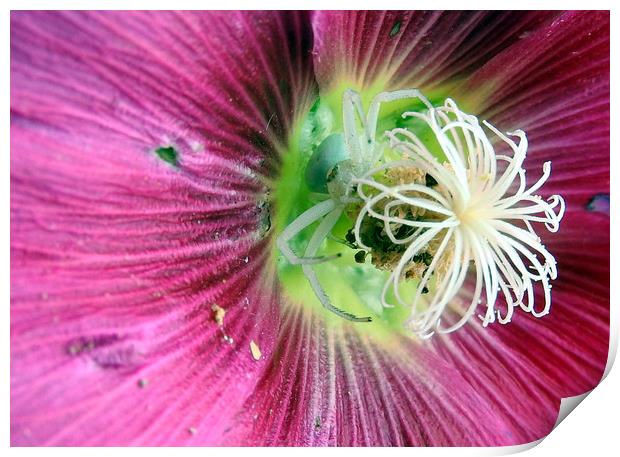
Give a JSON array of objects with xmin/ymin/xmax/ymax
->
[{"xmin": 349, "ymin": 99, "xmax": 565, "ymax": 338}]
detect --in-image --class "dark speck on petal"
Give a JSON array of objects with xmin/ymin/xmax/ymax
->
[
  {"xmin": 65, "ymin": 334, "xmax": 120, "ymax": 356},
  {"xmin": 389, "ymin": 20, "xmax": 401, "ymax": 37},
  {"xmin": 65, "ymin": 334, "xmax": 143, "ymax": 370},
  {"xmin": 155, "ymin": 146, "xmax": 179, "ymax": 167},
  {"xmin": 587, "ymin": 193, "xmax": 610, "ymax": 216}
]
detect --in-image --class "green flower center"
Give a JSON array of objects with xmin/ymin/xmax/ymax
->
[{"xmin": 272, "ymin": 84, "xmax": 564, "ymax": 338}]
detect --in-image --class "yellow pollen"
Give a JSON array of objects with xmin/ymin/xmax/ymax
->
[
  {"xmin": 211, "ymin": 304, "xmax": 226, "ymax": 326},
  {"xmin": 348, "ymin": 163, "xmax": 454, "ymax": 284},
  {"xmin": 250, "ymin": 340, "xmax": 262, "ymax": 360}
]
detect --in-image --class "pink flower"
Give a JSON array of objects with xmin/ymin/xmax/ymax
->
[{"xmin": 11, "ymin": 11, "xmax": 609, "ymax": 446}]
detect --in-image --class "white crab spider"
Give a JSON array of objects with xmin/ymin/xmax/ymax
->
[{"xmin": 277, "ymin": 89, "xmax": 430, "ymax": 322}]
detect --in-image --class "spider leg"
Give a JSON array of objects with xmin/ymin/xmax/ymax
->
[
  {"xmin": 327, "ymin": 234, "xmax": 357, "ymax": 249},
  {"xmin": 366, "ymin": 89, "xmax": 433, "ymax": 146},
  {"xmin": 302, "ymin": 205, "xmax": 372, "ymax": 322},
  {"xmin": 342, "ymin": 89, "xmax": 367, "ymax": 161},
  {"xmin": 276, "ymin": 199, "xmax": 342, "ymax": 265}
]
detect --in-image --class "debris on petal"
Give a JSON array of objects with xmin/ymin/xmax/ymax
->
[
  {"xmin": 211, "ymin": 304, "xmax": 226, "ymax": 326},
  {"xmin": 250, "ymin": 340, "xmax": 262, "ymax": 360}
]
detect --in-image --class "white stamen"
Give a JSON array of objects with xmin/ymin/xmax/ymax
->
[{"xmin": 352, "ymin": 97, "xmax": 565, "ymax": 337}]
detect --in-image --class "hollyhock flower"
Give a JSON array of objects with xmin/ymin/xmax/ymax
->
[{"xmin": 11, "ymin": 10, "xmax": 609, "ymax": 446}]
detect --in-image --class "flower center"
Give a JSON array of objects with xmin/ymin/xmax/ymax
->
[{"xmin": 274, "ymin": 89, "xmax": 564, "ymax": 339}]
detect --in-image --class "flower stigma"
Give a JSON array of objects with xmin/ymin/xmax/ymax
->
[{"xmin": 276, "ymin": 89, "xmax": 565, "ymax": 339}]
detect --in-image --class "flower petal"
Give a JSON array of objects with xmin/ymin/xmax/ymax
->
[
  {"xmin": 11, "ymin": 11, "xmax": 315, "ymax": 445},
  {"xmin": 426, "ymin": 269, "xmax": 609, "ymax": 436},
  {"xmin": 312, "ymin": 11, "xmax": 560, "ymax": 91},
  {"xmin": 230, "ymin": 306, "xmax": 575, "ymax": 446}
]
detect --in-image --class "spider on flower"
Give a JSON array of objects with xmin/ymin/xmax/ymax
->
[{"xmin": 276, "ymin": 89, "xmax": 428, "ymax": 322}]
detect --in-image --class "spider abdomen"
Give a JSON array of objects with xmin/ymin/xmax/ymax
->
[{"xmin": 304, "ymin": 133, "xmax": 349, "ymax": 193}]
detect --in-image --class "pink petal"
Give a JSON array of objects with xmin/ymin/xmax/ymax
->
[
  {"xmin": 233, "ymin": 229, "xmax": 608, "ymax": 446},
  {"xmin": 229, "ymin": 307, "xmax": 569, "ymax": 446},
  {"xmin": 11, "ymin": 11, "xmax": 314, "ymax": 445},
  {"xmin": 312, "ymin": 11, "xmax": 560, "ymax": 91},
  {"xmin": 425, "ymin": 266, "xmax": 609, "ymax": 440}
]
